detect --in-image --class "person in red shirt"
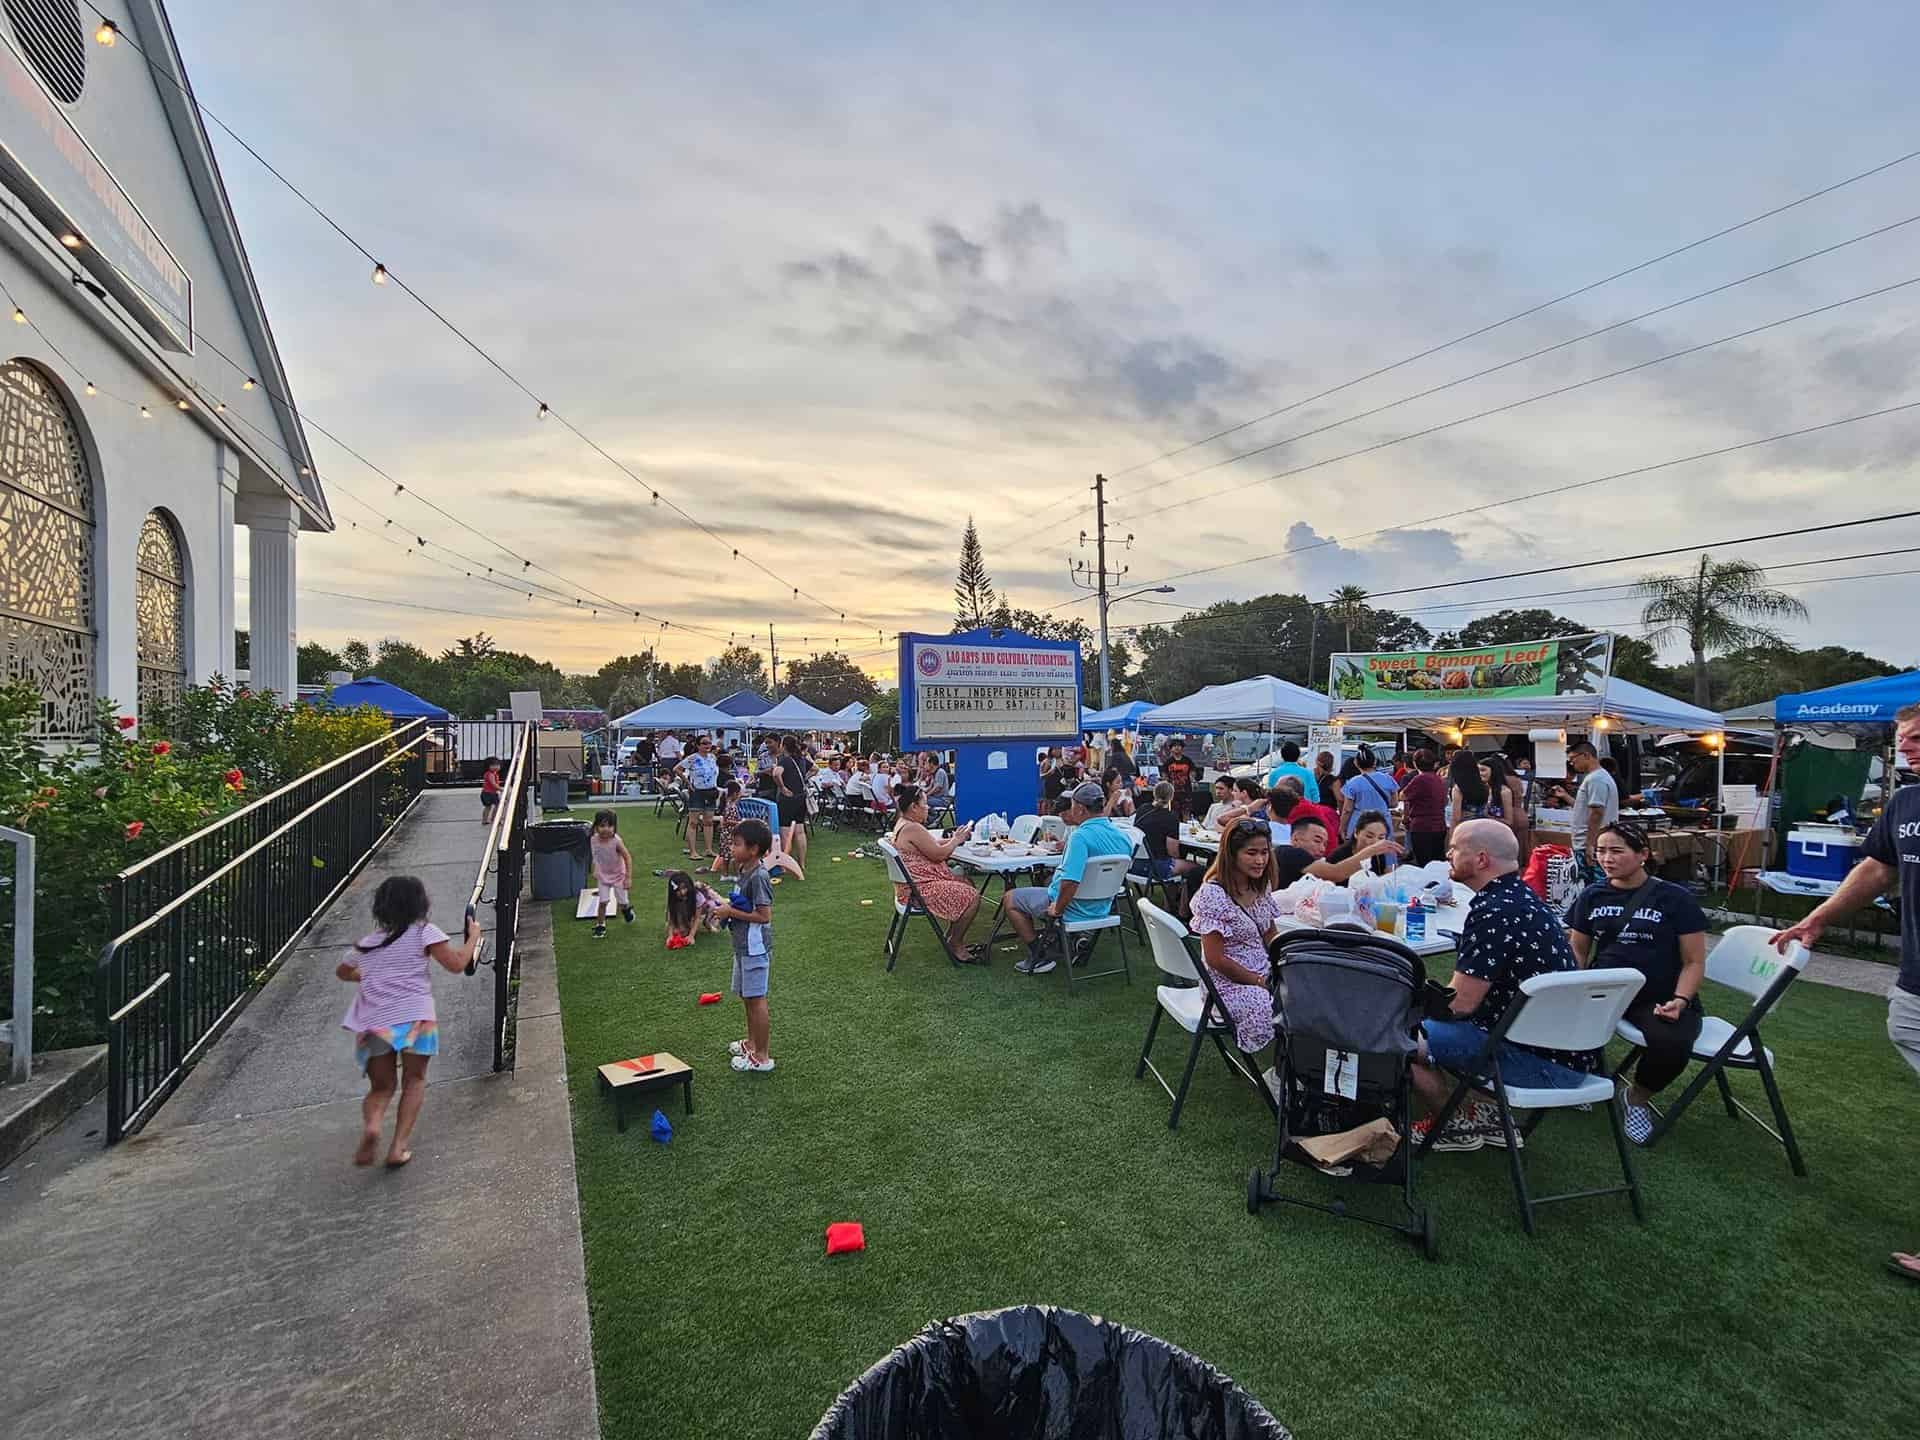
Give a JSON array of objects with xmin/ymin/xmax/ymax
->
[
  {"xmin": 479, "ymin": 756, "xmax": 502, "ymax": 826},
  {"xmin": 1267, "ymin": 777, "xmax": 1341, "ymax": 838},
  {"xmin": 1400, "ymin": 748, "xmax": 1448, "ymax": 866},
  {"xmin": 1162, "ymin": 739, "xmax": 1197, "ymax": 819}
]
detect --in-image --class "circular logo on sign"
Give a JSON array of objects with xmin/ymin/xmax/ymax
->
[{"xmin": 917, "ymin": 649, "xmax": 943, "ymax": 677}]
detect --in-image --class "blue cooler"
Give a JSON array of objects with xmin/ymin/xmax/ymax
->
[{"xmin": 1786, "ymin": 827, "xmax": 1863, "ymax": 882}]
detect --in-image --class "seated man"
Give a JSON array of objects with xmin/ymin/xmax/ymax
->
[
  {"xmin": 1411, "ymin": 819, "xmax": 1598, "ymax": 1152},
  {"xmin": 1277, "ymin": 812, "xmax": 1400, "ymax": 887},
  {"xmin": 1001, "ymin": 781, "xmax": 1135, "ymax": 975}
]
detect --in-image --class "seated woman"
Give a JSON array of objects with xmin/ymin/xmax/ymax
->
[
  {"xmin": 1132, "ymin": 780, "xmax": 1203, "ymax": 915},
  {"xmin": 887, "ymin": 784, "xmax": 984, "ymax": 963},
  {"xmin": 1565, "ymin": 821, "xmax": 1707, "ymax": 1144},
  {"xmin": 1213, "ymin": 777, "xmax": 1273, "ymax": 831},
  {"xmin": 1187, "ymin": 817, "xmax": 1283, "ymax": 1058},
  {"xmin": 1103, "ymin": 767, "xmax": 1136, "ymax": 819},
  {"xmin": 1326, "ymin": 809, "xmax": 1395, "ymax": 877}
]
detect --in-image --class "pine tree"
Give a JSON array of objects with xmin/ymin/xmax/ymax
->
[{"xmin": 953, "ymin": 517, "xmax": 998, "ymax": 630}]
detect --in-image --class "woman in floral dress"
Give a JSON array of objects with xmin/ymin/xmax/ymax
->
[{"xmin": 1186, "ymin": 817, "xmax": 1282, "ymax": 1054}]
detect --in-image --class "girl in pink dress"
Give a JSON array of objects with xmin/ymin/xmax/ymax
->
[{"xmin": 337, "ymin": 875, "xmax": 480, "ymax": 1168}]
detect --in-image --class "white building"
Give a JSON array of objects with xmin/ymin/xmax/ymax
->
[{"xmin": 0, "ymin": 0, "xmax": 328, "ymax": 740}]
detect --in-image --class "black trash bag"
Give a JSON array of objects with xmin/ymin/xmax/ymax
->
[
  {"xmin": 526, "ymin": 820, "xmax": 591, "ymax": 854},
  {"xmin": 809, "ymin": 1304, "xmax": 1288, "ymax": 1440}
]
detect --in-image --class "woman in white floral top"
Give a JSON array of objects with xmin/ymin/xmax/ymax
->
[{"xmin": 1186, "ymin": 817, "xmax": 1282, "ymax": 1053}]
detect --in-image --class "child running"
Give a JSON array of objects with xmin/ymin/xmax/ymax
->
[
  {"xmin": 714, "ymin": 818, "xmax": 776, "ymax": 1073},
  {"xmin": 479, "ymin": 756, "xmax": 502, "ymax": 825},
  {"xmin": 663, "ymin": 868, "xmax": 724, "ymax": 946},
  {"xmin": 337, "ymin": 875, "xmax": 480, "ymax": 1168},
  {"xmin": 589, "ymin": 808, "xmax": 635, "ymax": 938}
]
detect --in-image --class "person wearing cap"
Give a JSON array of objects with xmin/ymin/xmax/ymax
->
[{"xmin": 1000, "ymin": 780, "xmax": 1135, "ymax": 975}]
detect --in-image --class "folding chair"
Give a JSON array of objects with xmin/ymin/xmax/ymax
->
[
  {"xmin": 1048, "ymin": 853, "xmax": 1133, "ymax": 996},
  {"xmin": 1134, "ymin": 900, "xmax": 1274, "ymax": 1127},
  {"xmin": 1418, "ymin": 968, "xmax": 1647, "ymax": 1235},
  {"xmin": 877, "ymin": 839, "xmax": 956, "ymax": 971},
  {"xmin": 1037, "ymin": 815, "xmax": 1068, "ymax": 846},
  {"xmin": 1009, "ymin": 814, "xmax": 1042, "ymax": 845},
  {"xmin": 1125, "ymin": 833, "xmax": 1182, "ymax": 941},
  {"xmin": 1615, "ymin": 926, "xmax": 1812, "ymax": 1175}
]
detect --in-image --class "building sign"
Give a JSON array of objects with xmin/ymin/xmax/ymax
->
[
  {"xmin": 1327, "ymin": 633, "xmax": 1613, "ymax": 702},
  {"xmin": 0, "ymin": 32, "xmax": 193, "ymax": 351},
  {"xmin": 897, "ymin": 630, "xmax": 1082, "ymax": 747}
]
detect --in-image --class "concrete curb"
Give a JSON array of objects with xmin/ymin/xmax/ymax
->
[{"xmin": 0, "ymin": 1046, "xmax": 106, "ymax": 1171}]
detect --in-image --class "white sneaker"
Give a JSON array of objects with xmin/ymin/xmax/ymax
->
[
  {"xmin": 727, "ymin": 1040, "xmax": 748, "ymax": 1057},
  {"xmin": 730, "ymin": 1053, "xmax": 775, "ymax": 1073}
]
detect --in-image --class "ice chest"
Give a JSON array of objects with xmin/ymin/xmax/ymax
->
[{"xmin": 1786, "ymin": 827, "xmax": 1862, "ymax": 881}]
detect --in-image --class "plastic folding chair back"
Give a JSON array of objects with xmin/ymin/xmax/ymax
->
[
  {"xmin": 1139, "ymin": 898, "xmax": 1200, "ymax": 984},
  {"xmin": 1037, "ymin": 815, "xmax": 1068, "ymax": 845},
  {"xmin": 1053, "ymin": 854, "xmax": 1133, "ymax": 994},
  {"xmin": 876, "ymin": 838, "xmax": 952, "ymax": 972},
  {"xmin": 1705, "ymin": 925, "xmax": 1810, "ymax": 1002},
  {"xmin": 1067, "ymin": 853, "xmax": 1132, "ymax": 907},
  {"xmin": 1504, "ymin": 968, "xmax": 1645, "ymax": 1065},
  {"xmin": 1010, "ymin": 814, "xmax": 1041, "ymax": 845}
]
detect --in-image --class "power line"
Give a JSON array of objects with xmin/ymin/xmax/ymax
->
[
  {"xmin": 1085, "ymin": 209, "xmax": 1920, "ymax": 516},
  {"xmin": 1101, "ymin": 142, "xmax": 1920, "ymax": 484},
  {"xmin": 80, "ymin": 6, "xmax": 879, "ymax": 630},
  {"xmin": 1061, "ymin": 397, "xmax": 1920, "ymax": 601},
  {"xmin": 1105, "ymin": 272, "xmax": 1920, "ymax": 534}
]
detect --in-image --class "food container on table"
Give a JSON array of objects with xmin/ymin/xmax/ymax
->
[{"xmin": 1786, "ymin": 826, "xmax": 1862, "ymax": 881}]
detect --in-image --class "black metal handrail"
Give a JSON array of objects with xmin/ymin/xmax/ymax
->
[
  {"xmin": 463, "ymin": 721, "xmax": 534, "ymax": 1072},
  {"xmin": 96, "ymin": 726, "xmax": 429, "ymax": 1142}
]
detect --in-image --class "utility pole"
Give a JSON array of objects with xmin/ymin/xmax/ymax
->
[
  {"xmin": 1093, "ymin": 472, "xmax": 1112, "ymax": 710},
  {"xmin": 768, "ymin": 622, "xmax": 779, "ymax": 693}
]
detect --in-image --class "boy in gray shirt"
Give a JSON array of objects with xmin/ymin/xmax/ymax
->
[{"xmin": 716, "ymin": 818, "xmax": 776, "ymax": 1073}]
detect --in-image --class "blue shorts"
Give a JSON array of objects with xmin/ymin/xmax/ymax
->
[
  {"xmin": 1421, "ymin": 1019, "xmax": 1591, "ymax": 1090},
  {"xmin": 1006, "ymin": 887, "xmax": 1053, "ymax": 919},
  {"xmin": 731, "ymin": 947, "xmax": 771, "ymax": 1000},
  {"xmin": 1131, "ymin": 857, "xmax": 1178, "ymax": 882}
]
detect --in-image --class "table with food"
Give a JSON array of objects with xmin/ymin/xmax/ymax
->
[{"xmin": 950, "ymin": 835, "xmax": 1065, "ymax": 949}]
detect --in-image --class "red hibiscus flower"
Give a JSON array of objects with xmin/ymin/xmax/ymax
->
[
  {"xmin": 116, "ymin": 715, "xmax": 137, "ymax": 730},
  {"xmin": 38, "ymin": 785, "xmax": 57, "ymax": 798},
  {"xmin": 125, "ymin": 820, "xmax": 145, "ymax": 839},
  {"xmin": 151, "ymin": 741, "xmax": 171, "ymax": 757},
  {"xmin": 224, "ymin": 769, "xmax": 245, "ymax": 787}
]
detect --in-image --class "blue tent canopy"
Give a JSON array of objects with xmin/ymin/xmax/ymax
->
[
  {"xmin": 1081, "ymin": 699, "xmax": 1157, "ymax": 730},
  {"xmin": 1775, "ymin": 670, "xmax": 1920, "ymax": 727},
  {"xmin": 321, "ymin": 677, "xmax": 450, "ymax": 720},
  {"xmin": 714, "ymin": 689, "xmax": 772, "ymax": 717},
  {"xmin": 610, "ymin": 694, "xmax": 736, "ymax": 730}
]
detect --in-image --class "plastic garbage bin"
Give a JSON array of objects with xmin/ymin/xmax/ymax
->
[
  {"xmin": 539, "ymin": 771, "xmax": 571, "ymax": 810},
  {"xmin": 527, "ymin": 819, "xmax": 591, "ymax": 901},
  {"xmin": 809, "ymin": 1305, "xmax": 1288, "ymax": 1440}
]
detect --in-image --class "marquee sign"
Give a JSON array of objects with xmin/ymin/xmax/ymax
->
[
  {"xmin": 897, "ymin": 629, "xmax": 1083, "ymax": 747},
  {"xmin": 0, "ymin": 31, "xmax": 194, "ymax": 351}
]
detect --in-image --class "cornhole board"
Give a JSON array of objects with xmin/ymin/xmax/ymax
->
[
  {"xmin": 596, "ymin": 1052, "xmax": 693, "ymax": 1131},
  {"xmin": 575, "ymin": 888, "xmax": 603, "ymax": 920}
]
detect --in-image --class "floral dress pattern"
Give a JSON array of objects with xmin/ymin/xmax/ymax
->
[{"xmin": 1186, "ymin": 881, "xmax": 1279, "ymax": 1052}]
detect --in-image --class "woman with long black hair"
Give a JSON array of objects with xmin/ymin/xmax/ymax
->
[{"xmin": 1447, "ymin": 749, "xmax": 1489, "ymax": 826}]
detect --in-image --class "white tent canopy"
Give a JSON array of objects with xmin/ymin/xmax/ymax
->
[
  {"xmin": 745, "ymin": 695, "xmax": 861, "ymax": 731},
  {"xmin": 610, "ymin": 695, "xmax": 736, "ymax": 731},
  {"xmin": 1330, "ymin": 678, "xmax": 1723, "ymax": 736},
  {"xmin": 1140, "ymin": 675, "xmax": 1332, "ymax": 731},
  {"xmin": 833, "ymin": 701, "xmax": 870, "ymax": 727}
]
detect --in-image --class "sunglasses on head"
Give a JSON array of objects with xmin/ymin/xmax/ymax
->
[{"xmin": 1233, "ymin": 819, "xmax": 1268, "ymax": 837}]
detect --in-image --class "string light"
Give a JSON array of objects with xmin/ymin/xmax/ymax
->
[
  {"xmin": 393, "ymin": 483, "xmax": 405, "ymax": 496},
  {"xmin": 536, "ymin": 402, "xmax": 549, "ymax": 421},
  {"xmin": 242, "ymin": 377, "xmax": 255, "ymax": 390},
  {"xmin": 84, "ymin": 381, "xmax": 96, "ymax": 396},
  {"xmin": 299, "ymin": 465, "xmax": 312, "ymax": 476},
  {"xmin": 10, "ymin": 307, "xmax": 24, "ymax": 324},
  {"xmin": 174, "ymin": 398, "xmax": 189, "ymax": 410},
  {"xmin": 94, "ymin": 19, "xmax": 116, "ymax": 45},
  {"xmin": 138, "ymin": 405, "xmax": 151, "ymax": 420},
  {"xmin": 371, "ymin": 263, "xmax": 388, "ymax": 285},
  {"xmin": 214, "ymin": 401, "xmax": 225, "ymax": 412},
  {"xmin": 59, "ymin": 233, "xmax": 82, "ymax": 250}
]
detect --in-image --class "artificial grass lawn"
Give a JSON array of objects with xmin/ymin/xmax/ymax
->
[{"xmin": 554, "ymin": 809, "xmax": 1918, "ymax": 1439}]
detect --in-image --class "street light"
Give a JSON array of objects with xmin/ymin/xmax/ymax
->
[{"xmin": 1099, "ymin": 585, "xmax": 1175, "ymax": 709}]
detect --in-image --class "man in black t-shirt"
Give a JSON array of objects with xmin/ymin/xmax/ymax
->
[
  {"xmin": 1131, "ymin": 781, "xmax": 1201, "ymax": 915},
  {"xmin": 1775, "ymin": 702, "xmax": 1920, "ymax": 1281}
]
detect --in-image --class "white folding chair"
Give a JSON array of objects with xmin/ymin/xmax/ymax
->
[
  {"xmin": 1037, "ymin": 815, "xmax": 1068, "ymax": 845},
  {"xmin": 1048, "ymin": 853, "xmax": 1133, "ymax": 995},
  {"xmin": 1134, "ymin": 901, "xmax": 1272, "ymax": 1127},
  {"xmin": 1009, "ymin": 814, "xmax": 1042, "ymax": 845},
  {"xmin": 1124, "ymin": 832, "xmax": 1181, "ymax": 940},
  {"xmin": 1614, "ymin": 926, "xmax": 1811, "ymax": 1175},
  {"xmin": 1419, "ymin": 968, "xmax": 1648, "ymax": 1234},
  {"xmin": 876, "ymin": 839, "xmax": 955, "ymax": 971}
]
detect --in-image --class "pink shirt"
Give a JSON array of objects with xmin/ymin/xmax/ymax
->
[
  {"xmin": 590, "ymin": 833, "xmax": 628, "ymax": 885},
  {"xmin": 340, "ymin": 921, "xmax": 447, "ymax": 1034}
]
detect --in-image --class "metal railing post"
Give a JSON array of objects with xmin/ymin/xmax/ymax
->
[{"xmin": 2, "ymin": 827, "xmax": 35, "ymax": 1085}]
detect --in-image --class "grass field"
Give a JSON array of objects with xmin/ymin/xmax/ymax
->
[{"xmin": 554, "ymin": 808, "xmax": 1917, "ymax": 1439}]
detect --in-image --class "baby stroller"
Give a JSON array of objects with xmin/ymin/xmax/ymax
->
[{"xmin": 1246, "ymin": 926, "xmax": 1437, "ymax": 1259}]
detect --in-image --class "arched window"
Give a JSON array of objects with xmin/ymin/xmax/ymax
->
[
  {"xmin": 0, "ymin": 359, "xmax": 93, "ymax": 740},
  {"xmin": 136, "ymin": 510, "xmax": 187, "ymax": 719}
]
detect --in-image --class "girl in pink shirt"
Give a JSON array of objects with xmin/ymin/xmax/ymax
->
[{"xmin": 337, "ymin": 875, "xmax": 480, "ymax": 1168}]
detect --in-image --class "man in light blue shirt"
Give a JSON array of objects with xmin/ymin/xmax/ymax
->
[
  {"xmin": 1002, "ymin": 781, "xmax": 1135, "ymax": 975},
  {"xmin": 1265, "ymin": 740, "xmax": 1319, "ymax": 802}
]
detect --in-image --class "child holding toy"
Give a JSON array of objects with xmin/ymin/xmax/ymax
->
[{"xmin": 714, "ymin": 818, "xmax": 776, "ymax": 1073}]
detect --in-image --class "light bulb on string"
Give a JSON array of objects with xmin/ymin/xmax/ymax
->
[
  {"xmin": 84, "ymin": 381, "xmax": 96, "ymax": 396},
  {"xmin": 11, "ymin": 307, "xmax": 24, "ymax": 324},
  {"xmin": 371, "ymin": 263, "xmax": 388, "ymax": 285},
  {"xmin": 175, "ymin": 398, "xmax": 189, "ymax": 411},
  {"xmin": 59, "ymin": 233, "xmax": 82, "ymax": 249},
  {"xmin": 299, "ymin": 465, "xmax": 311, "ymax": 476},
  {"xmin": 138, "ymin": 405, "xmax": 151, "ymax": 420},
  {"xmin": 394, "ymin": 484, "xmax": 405, "ymax": 496},
  {"xmin": 214, "ymin": 401, "xmax": 225, "ymax": 413},
  {"xmin": 651, "ymin": 491, "xmax": 659, "ymax": 505},
  {"xmin": 415, "ymin": 537, "xmax": 427, "ymax": 549},
  {"xmin": 242, "ymin": 377, "xmax": 255, "ymax": 391},
  {"xmin": 94, "ymin": 20, "xmax": 117, "ymax": 45},
  {"xmin": 536, "ymin": 402, "xmax": 549, "ymax": 421}
]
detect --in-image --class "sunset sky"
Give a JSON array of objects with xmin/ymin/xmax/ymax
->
[{"xmin": 181, "ymin": 0, "xmax": 1920, "ymax": 685}]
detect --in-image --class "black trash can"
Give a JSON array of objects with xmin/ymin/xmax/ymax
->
[
  {"xmin": 539, "ymin": 771, "xmax": 571, "ymax": 810},
  {"xmin": 527, "ymin": 819, "xmax": 591, "ymax": 901},
  {"xmin": 809, "ymin": 1305, "xmax": 1288, "ymax": 1440}
]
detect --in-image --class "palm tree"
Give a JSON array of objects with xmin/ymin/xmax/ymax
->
[
  {"xmin": 1634, "ymin": 555, "xmax": 1808, "ymax": 707},
  {"xmin": 1328, "ymin": 584, "xmax": 1371, "ymax": 650}
]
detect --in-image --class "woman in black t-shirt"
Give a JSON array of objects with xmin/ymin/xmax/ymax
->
[
  {"xmin": 1565, "ymin": 821, "xmax": 1707, "ymax": 1145},
  {"xmin": 1132, "ymin": 781, "xmax": 1202, "ymax": 917},
  {"xmin": 773, "ymin": 733, "xmax": 812, "ymax": 870}
]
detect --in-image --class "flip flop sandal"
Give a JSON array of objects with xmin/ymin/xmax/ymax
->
[{"xmin": 1885, "ymin": 1258, "xmax": 1920, "ymax": 1283}]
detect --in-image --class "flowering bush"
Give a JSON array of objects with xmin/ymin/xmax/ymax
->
[{"xmin": 0, "ymin": 680, "xmax": 403, "ymax": 1048}]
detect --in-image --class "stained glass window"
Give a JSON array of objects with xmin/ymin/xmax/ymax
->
[
  {"xmin": 136, "ymin": 510, "xmax": 186, "ymax": 720},
  {"xmin": 0, "ymin": 359, "xmax": 93, "ymax": 739}
]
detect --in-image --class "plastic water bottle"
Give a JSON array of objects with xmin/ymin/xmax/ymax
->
[{"xmin": 1406, "ymin": 895, "xmax": 1426, "ymax": 945}]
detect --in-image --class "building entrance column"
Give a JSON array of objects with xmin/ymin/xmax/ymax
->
[{"xmin": 236, "ymin": 493, "xmax": 299, "ymax": 702}]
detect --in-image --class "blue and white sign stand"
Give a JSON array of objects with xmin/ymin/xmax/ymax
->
[{"xmin": 897, "ymin": 628, "xmax": 1083, "ymax": 827}]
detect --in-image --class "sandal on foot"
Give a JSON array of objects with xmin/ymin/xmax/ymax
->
[
  {"xmin": 385, "ymin": 1151, "xmax": 412, "ymax": 1169},
  {"xmin": 1887, "ymin": 1256, "xmax": 1920, "ymax": 1283},
  {"xmin": 728, "ymin": 1039, "xmax": 749, "ymax": 1057}
]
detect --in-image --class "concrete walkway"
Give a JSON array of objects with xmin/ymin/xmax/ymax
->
[{"xmin": 0, "ymin": 790, "xmax": 597, "ymax": 1440}]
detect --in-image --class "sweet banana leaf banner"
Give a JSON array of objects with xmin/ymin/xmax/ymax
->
[{"xmin": 1327, "ymin": 633, "xmax": 1613, "ymax": 702}]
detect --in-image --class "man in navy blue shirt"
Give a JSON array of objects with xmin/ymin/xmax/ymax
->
[
  {"xmin": 1412, "ymin": 818, "xmax": 1593, "ymax": 1153},
  {"xmin": 1775, "ymin": 701, "xmax": 1920, "ymax": 1282}
]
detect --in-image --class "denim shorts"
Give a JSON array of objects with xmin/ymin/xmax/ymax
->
[
  {"xmin": 731, "ymin": 947, "xmax": 771, "ymax": 1000},
  {"xmin": 1422, "ymin": 1019, "xmax": 1591, "ymax": 1090}
]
